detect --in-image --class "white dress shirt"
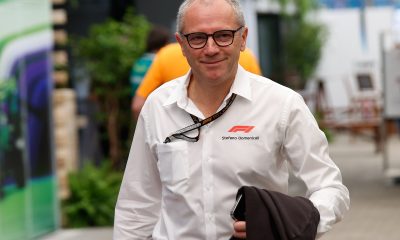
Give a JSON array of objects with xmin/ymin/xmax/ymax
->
[{"xmin": 114, "ymin": 66, "xmax": 350, "ymax": 240}]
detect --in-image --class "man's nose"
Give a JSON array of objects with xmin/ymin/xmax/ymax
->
[{"xmin": 204, "ymin": 36, "xmax": 219, "ymax": 52}]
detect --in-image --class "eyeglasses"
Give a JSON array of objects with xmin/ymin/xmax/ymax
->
[{"xmin": 181, "ymin": 26, "xmax": 243, "ymax": 49}]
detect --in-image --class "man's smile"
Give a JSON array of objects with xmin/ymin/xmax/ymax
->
[{"xmin": 201, "ymin": 58, "xmax": 225, "ymax": 65}]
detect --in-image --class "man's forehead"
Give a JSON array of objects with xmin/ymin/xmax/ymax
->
[
  {"xmin": 191, "ymin": 0, "xmax": 224, "ymax": 6},
  {"xmin": 182, "ymin": 0, "xmax": 235, "ymax": 29},
  {"xmin": 189, "ymin": 0, "xmax": 230, "ymax": 9}
]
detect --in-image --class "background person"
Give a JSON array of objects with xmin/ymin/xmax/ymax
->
[
  {"xmin": 130, "ymin": 25, "xmax": 170, "ymax": 113},
  {"xmin": 114, "ymin": 0, "xmax": 350, "ymax": 239}
]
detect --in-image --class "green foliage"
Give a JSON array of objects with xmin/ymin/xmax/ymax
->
[
  {"xmin": 272, "ymin": 0, "xmax": 327, "ymax": 89},
  {"xmin": 284, "ymin": 21, "xmax": 327, "ymax": 88},
  {"xmin": 61, "ymin": 162, "xmax": 123, "ymax": 228},
  {"xmin": 75, "ymin": 9, "xmax": 149, "ymax": 98},
  {"xmin": 273, "ymin": 0, "xmax": 319, "ymax": 20},
  {"xmin": 72, "ymin": 9, "xmax": 150, "ymax": 166}
]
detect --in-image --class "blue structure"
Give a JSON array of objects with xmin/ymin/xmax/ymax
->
[{"xmin": 319, "ymin": 0, "xmax": 397, "ymax": 8}]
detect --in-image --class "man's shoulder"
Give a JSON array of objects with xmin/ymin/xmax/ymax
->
[
  {"xmin": 245, "ymin": 71, "xmax": 298, "ymax": 99},
  {"xmin": 146, "ymin": 75, "xmax": 186, "ymax": 101},
  {"xmin": 245, "ymin": 71, "xmax": 286, "ymax": 89}
]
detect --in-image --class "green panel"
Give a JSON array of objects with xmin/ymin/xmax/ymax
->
[
  {"xmin": 0, "ymin": 186, "xmax": 29, "ymax": 239},
  {"xmin": 30, "ymin": 177, "xmax": 58, "ymax": 238},
  {"xmin": 0, "ymin": 1, "xmax": 57, "ymax": 238},
  {"xmin": 0, "ymin": 177, "xmax": 58, "ymax": 239}
]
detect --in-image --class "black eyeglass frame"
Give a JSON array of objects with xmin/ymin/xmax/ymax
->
[{"xmin": 181, "ymin": 26, "xmax": 244, "ymax": 49}]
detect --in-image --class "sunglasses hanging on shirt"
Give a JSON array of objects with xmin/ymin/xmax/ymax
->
[{"xmin": 164, "ymin": 93, "xmax": 237, "ymax": 143}]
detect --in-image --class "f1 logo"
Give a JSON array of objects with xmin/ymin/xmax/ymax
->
[{"xmin": 228, "ymin": 126, "xmax": 254, "ymax": 133}]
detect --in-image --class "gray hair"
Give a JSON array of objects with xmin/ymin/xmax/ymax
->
[{"xmin": 176, "ymin": 0, "xmax": 245, "ymax": 33}]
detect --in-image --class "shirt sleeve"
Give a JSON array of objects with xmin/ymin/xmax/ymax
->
[
  {"xmin": 113, "ymin": 111, "xmax": 161, "ymax": 239},
  {"xmin": 136, "ymin": 55, "xmax": 164, "ymax": 99},
  {"xmin": 280, "ymin": 93, "xmax": 350, "ymax": 237}
]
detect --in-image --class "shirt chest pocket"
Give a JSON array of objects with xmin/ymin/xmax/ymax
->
[{"xmin": 156, "ymin": 141, "xmax": 189, "ymax": 185}]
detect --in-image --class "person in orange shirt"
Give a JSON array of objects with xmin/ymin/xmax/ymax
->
[{"xmin": 132, "ymin": 42, "xmax": 261, "ymax": 119}]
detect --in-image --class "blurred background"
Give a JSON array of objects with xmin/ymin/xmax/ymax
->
[{"xmin": 1, "ymin": 0, "xmax": 400, "ymax": 239}]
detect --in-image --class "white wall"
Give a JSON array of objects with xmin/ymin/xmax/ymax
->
[{"xmin": 315, "ymin": 7, "xmax": 394, "ymax": 108}]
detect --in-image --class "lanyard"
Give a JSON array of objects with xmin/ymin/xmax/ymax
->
[{"xmin": 164, "ymin": 93, "xmax": 237, "ymax": 143}]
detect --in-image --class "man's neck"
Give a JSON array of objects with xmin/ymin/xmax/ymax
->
[{"xmin": 187, "ymin": 75, "xmax": 234, "ymax": 118}]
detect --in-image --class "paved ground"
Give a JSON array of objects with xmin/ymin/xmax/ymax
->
[
  {"xmin": 41, "ymin": 227, "xmax": 113, "ymax": 240},
  {"xmin": 318, "ymin": 133, "xmax": 400, "ymax": 240},
  {"xmin": 41, "ymin": 133, "xmax": 400, "ymax": 240}
]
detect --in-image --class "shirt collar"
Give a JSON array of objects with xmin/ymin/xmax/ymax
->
[
  {"xmin": 229, "ymin": 65, "xmax": 253, "ymax": 102},
  {"xmin": 163, "ymin": 70, "xmax": 191, "ymax": 107},
  {"xmin": 163, "ymin": 65, "xmax": 253, "ymax": 107}
]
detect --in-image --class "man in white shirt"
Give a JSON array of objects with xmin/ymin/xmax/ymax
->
[{"xmin": 113, "ymin": 0, "xmax": 350, "ymax": 239}]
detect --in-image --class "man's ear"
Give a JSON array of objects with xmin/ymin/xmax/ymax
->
[
  {"xmin": 240, "ymin": 27, "xmax": 248, "ymax": 52},
  {"xmin": 175, "ymin": 32, "xmax": 186, "ymax": 57}
]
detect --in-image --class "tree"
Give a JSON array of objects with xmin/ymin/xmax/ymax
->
[
  {"xmin": 272, "ymin": 0, "xmax": 327, "ymax": 89},
  {"xmin": 73, "ymin": 9, "xmax": 150, "ymax": 167}
]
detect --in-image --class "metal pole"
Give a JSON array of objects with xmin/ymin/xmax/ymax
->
[{"xmin": 379, "ymin": 31, "xmax": 389, "ymax": 172}]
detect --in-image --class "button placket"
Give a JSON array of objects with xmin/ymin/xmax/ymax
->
[{"xmin": 202, "ymin": 129, "xmax": 217, "ymax": 239}]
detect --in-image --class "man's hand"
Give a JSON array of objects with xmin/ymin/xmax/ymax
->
[{"xmin": 233, "ymin": 221, "xmax": 246, "ymax": 239}]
